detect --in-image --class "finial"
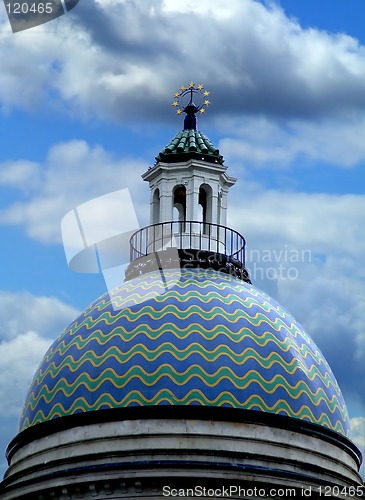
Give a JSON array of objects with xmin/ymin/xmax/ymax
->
[{"xmin": 172, "ymin": 82, "xmax": 211, "ymax": 130}]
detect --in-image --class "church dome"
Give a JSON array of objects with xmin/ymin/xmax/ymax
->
[{"xmin": 19, "ymin": 268, "xmax": 349, "ymax": 437}]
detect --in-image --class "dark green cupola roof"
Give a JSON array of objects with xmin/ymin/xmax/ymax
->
[{"xmin": 155, "ymin": 129, "xmax": 224, "ymax": 165}]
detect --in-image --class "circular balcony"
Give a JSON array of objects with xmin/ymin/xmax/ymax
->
[{"xmin": 125, "ymin": 221, "xmax": 251, "ymax": 283}]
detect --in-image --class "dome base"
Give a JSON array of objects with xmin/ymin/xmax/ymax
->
[{"xmin": 1, "ymin": 407, "xmax": 362, "ymax": 500}]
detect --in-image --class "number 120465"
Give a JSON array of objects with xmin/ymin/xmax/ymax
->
[
  {"xmin": 6, "ymin": 3, "xmax": 53, "ymax": 14},
  {"xmin": 319, "ymin": 485, "xmax": 364, "ymax": 497}
]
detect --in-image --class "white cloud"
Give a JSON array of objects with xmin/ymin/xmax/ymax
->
[
  {"xmin": 351, "ymin": 417, "xmax": 365, "ymax": 449},
  {"xmin": 0, "ymin": 291, "xmax": 79, "ymax": 340},
  {"xmin": 161, "ymin": 0, "xmax": 240, "ymax": 18},
  {"xmin": 219, "ymin": 116, "xmax": 365, "ymax": 168},
  {"xmin": 1, "ymin": 0, "xmax": 365, "ymax": 122},
  {"xmin": 350, "ymin": 417, "xmax": 365, "ymax": 475},
  {"xmin": 0, "ymin": 331, "xmax": 52, "ymax": 417},
  {"xmin": 0, "ymin": 140, "xmax": 148, "ymax": 243},
  {"xmin": 0, "ymin": 161, "xmax": 41, "ymax": 190},
  {"xmin": 229, "ymin": 187, "xmax": 365, "ymax": 255}
]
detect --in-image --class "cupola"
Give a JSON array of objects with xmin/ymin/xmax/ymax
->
[{"xmin": 126, "ymin": 83, "xmax": 250, "ymax": 283}]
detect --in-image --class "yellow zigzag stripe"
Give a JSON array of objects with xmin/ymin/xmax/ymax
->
[
  {"xmin": 46, "ymin": 322, "xmax": 326, "ymax": 370},
  {"xmin": 36, "ymin": 343, "xmax": 339, "ymax": 394},
  {"xmin": 25, "ymin": 365, "xmax": 346, "ymax": 418},
  {"xmin": 82, "ymin": 270, "xmax": 289, "ymax": 320},
  {"xmin": 110, "ymin": 288, "xmax": 291, "ymax": 319},
  {"xmin": 64, "ymin": 305, "xmax": 305, "ymax": 351},
  {"xmin": 70, "ymin": 279, "xmax": 290, "ymax": 317},
  {"xmin": 81, "ymin": 270, "xmax": 247, "ymax": 313},
  {"xmin": 21, "ymin": 389, "xmax": 348, "ymax": 436}
]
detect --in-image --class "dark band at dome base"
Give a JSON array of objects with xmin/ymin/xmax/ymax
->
[{"xmin": 7, "ymin": 405, "xmax": 361, "ymax": 466}]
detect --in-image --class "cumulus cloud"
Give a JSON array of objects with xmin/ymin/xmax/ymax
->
[
  {"xmin": 219, "ymin": 115, "xmax": 365, "ymax": 168},
  {"xmin": 229, "ymin": 188, "xmax": 365, "ymax": 253},
  {"xmin": 351, "ymin": 417, "xmax": 365, "ymax": 450},
  {"xmin": 0, "ymin": 291, "xmax": 79, "ymax": 340},
  {"xmin": 69, "ymin": 0, "xmax": 365, "ymax": 119},
  {"xmin": 1, "ymin": 0, "xmax": 365, "ymax": 122},
  {"xmin": 0, "ymin": 332, "xmax": 52, "ymax": 417},
  {"xmin": 350, "ymin": 417, "xmax": 365, "ymax": 475},
  {"xmin": 0, "ymin": 140, "xmax": 148, "ymax": 243},
  {"xmin": 0, "ymin": 161, "xmax": 41, "ymax": 190}
]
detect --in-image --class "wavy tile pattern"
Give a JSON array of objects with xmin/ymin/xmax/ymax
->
[{"xmin": 19, "ymin": 269, "xmax": 349, "ymax": 436}]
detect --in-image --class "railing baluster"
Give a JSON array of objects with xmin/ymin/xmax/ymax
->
[
  {"xmin": 199, "ymin": 221, "xmax": 202, "ymax": 252},
  {"xmin": 127, "ymin": 221, "xmax": 248, "ymax": 282}
]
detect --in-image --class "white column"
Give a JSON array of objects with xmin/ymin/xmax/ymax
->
[
  {"xmin": 211, "ymin": 192, "xmax": 219, "ymax": 225},
  {"xmin": 185, "ymin": 179, "xmax": 198, "ymax": 221},
  {"xmin": 159, "ymin": 183, "xmax": 174, "ymax": 223},
  {"xmin": 220, "ymin": 190, "xmax": 229, "ymax": 226}
]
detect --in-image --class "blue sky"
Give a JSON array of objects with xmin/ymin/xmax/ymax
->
[{"xmin": 1, "ymin": 0, "xmax": 365, "ymax": 477}]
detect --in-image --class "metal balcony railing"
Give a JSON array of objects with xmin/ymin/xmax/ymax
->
[{"xmin": 125, "ymin": 221, "xmax": 251, "ymax": 283}]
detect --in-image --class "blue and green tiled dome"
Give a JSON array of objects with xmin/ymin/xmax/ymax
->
[{"xmin": 19, "ymin": 269, "xmax": 350, "ymax": 436}]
